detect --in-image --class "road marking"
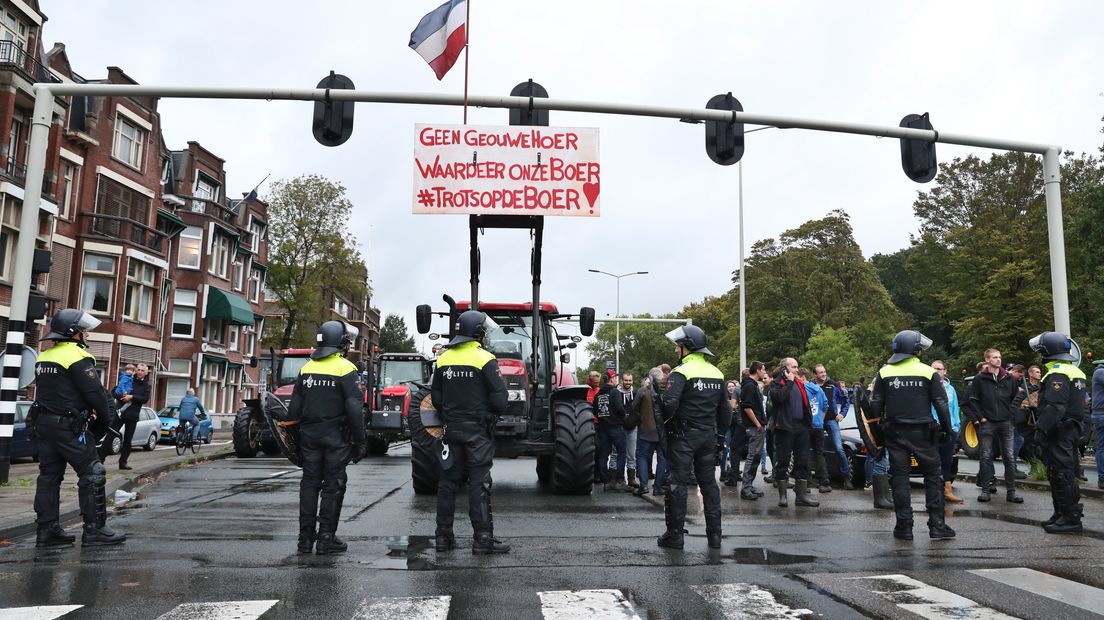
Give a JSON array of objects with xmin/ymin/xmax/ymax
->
[
  {"xmin": 538, "ymin": 589, "xmax": 641, "ymax": 619},
  {"xmin": 267, "ymin": 469, "xmax": 299, "ymax": 477},
  {"xmin": 0, "ymin": 606, "xmax": 83, "ymax": 620},
  {"xmin": 155, "ymin": 600, "xmax": 279, "ymax": 619},
  {"xmin": 970, "ymin": 568, "xmax": 1104, "ymax": 616},
  {"xmin": 849, "ymin": 575, "xmax": 1018, "ymax": 620},
  {"xmin": 690, "ymin": 583, "xmax": 812, "ymax": 619},
  {"xmin": 351, "ymin": 596, "xmax": 450, "ymax": 619}
]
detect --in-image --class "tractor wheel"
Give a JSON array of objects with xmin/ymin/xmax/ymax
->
[
  {"xmin": 367, "ymin": 437, "xmax": 390, "ymax": 456},
  {"xmin": 959, "ymin": 421, "xmax": 981, "ymax": 460},
  {"xmin": 406, "ymin": 388, "xmax": 440, "ymax": 495},
  {"xmin": 232, "ymin": 407, "xmax": 260, "ymax": 458},
  {"xmin": 550, "ymin": 398, "xmax": 595, "ymax": 495},
  {"xmin": 536, "ymin": 454, "xmax": 553, "ymax": 486}
]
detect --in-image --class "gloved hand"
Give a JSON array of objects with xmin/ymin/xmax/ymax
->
[{"xmin": 351, "ymin": 442, "xmax": 365, "ymax": 464}]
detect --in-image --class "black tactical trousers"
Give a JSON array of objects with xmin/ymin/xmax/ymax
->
[
  {"xmin": 1042, "ymin": 421, "xmax": 1082, "ymax": 516},
  {"xmin": 886, "ymin": 424, "xmax": 942, "ymax": 525},
  {"xmin": 437, "ymin": 423, "xmax": 496, "ymax": 536},
  {"xmin": 299, "ymin": 428, "xmax": 351, "ymax": 536},
  {"xmin": 665, "ymin": 429, "xmax": 721, "ymax": 537},
  {"xmin": 809, "ymin": 427, "xmax": 829, "ymax": 485},
  {"xmin": 33, "ymin": 414, "xmax": 107, "ymax": 527},
  {"xmin": 773, "ymin": 427, "xmax": 810, "ymax": 483}
]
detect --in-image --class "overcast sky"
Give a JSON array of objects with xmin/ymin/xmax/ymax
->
[{"xmin": 45, "ymin": 0, "xmax": 1104, "ymax": 360}]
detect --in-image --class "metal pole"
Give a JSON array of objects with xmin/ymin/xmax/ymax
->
[
  {"xmin": 1042, "ymin": 148, "xmax": 1070, "ymax": 335},
  {"xmin": 738, "ymin": 160, "xmax": 746, "ymax": 374},
  {"xmin": 615, "ymin": 277, "xmax": 620, "ymax": 375},
  {"xmin": 0, "ymin": 86, "xmax": 52, "ymax": 483}
]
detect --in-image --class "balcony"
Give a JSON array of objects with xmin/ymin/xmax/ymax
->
[
  {"xmin": 80, "ymin": 212, "xmax": 168, "ymax": 255},
  {"xmin": 0, "ymin": 41, "xmax": 61, "ymax": 84},
  {"xmin": 2, "ymin": 158, "xmax": 26, "ymax": 183},
  {"xmin": 188, "ymin": 197, "xmax": 238, "ymax": 225}
]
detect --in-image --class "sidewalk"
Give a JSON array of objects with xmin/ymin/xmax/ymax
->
[
  {"xmin": 955, "ymin": 455, "xmax": 1102, "ymax": 501},
  {"xmin": 0, "ymin": 440, "xmax": 235, "ymax": 542}
]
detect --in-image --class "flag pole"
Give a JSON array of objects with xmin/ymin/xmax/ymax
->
[{"xmin": 462, "ymin": 0, "xmax": 470, "ymax": 124}]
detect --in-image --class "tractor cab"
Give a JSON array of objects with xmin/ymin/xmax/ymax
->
[{"xmin": 365, "ymin": 352, "xmax": 435, "ymax": 455}]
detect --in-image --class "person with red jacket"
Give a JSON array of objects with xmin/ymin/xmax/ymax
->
[{"xmin": 767, "ymin": 357, "xmax": 819, "ymax": 508}]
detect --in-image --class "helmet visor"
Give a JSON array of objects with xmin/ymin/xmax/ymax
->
[
  {"xmin": 482, "ymin": 315, "xmax": 500, "ymax": 335},
  {"xmin": 343, "ymin": 323, "xmax": 360, "ymax": 343},
  {"xmin": 665, "ymin": 326, "xmax": 689, "ymax": 345},
  {"xmin": 1028, "ymin": 334, "xmax": 1043, "ymax": 351},
  {"xmin": 918, "ymin": 333, "xmax": 933, "ymax": 351},
  {"xmin": 75, "ymin": 312, "xmax": 101, "ymax": 333}
]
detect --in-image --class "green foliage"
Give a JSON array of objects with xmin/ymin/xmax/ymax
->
[
  {"xmin": 801, "ymin": 325, "xmax": 867, "ymax": 382},
  {"xmin": 261, "ymin": 175, "xmax": 368, "ymax": 349},
  {"xmin": 583, "ymin": 314, "xmax": 679, "ymax": 382},
  {"xmin": 379, "ymin": 314, "xmax": 418, "ymax": 353}
]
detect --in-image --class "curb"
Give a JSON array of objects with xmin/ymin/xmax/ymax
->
[
  {"xmin": 0, "ymin": 448, "xmax": 236, "ymax": 542},
  {"xmin": 955, "ymin": 472, "xmax": 1103, "ymax": 500}
]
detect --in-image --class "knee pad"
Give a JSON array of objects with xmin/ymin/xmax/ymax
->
[
  {"xmin": 81, "ymin": 462, "xmax": 107, "ymax": 488},
  {"xmin": 323, "ymin": 477, "xmax": 347, "ymax": 495}
]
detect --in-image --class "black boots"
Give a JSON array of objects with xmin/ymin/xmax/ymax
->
[
  {"xmin": 472, "ymin": 532, "xmax": 510, "ymax": 554},
  {"xmin": 794, "ymin": 480, "xmax": 820, "ymax": 507},
  {"xmin": 872, "ymin": 475, "xmax": 894, "ymax": 510},
  {"xmin": 893, "ymin": 520, "xmax": 914, "ymax": 541},
  {"xmin": 315, "ymin": 532, "xmax": 347, "ymax": 555},
  {"xmin": 707, "ymin": 531, "xmax": 722, "ymax": 549},
  {"xmin": 36, "ymin": 522, "xmax": 75, "ymax": 548},
  {"xmin": 79, "ymin": 470, "xmax": 126, "ymax": 546},
  {"xmin": 297, "ymin": 527, "xmax": 316, "ymax": 554},
  {"xmin": 928, "ymin": 516, "xmax": 956, "ymax": 540},
  {"xmin": 656, "ymin": 530, "xmax": 684, "ymax": 549},
  {"xmin": 435, "ymin": 530, "xmax": 457, "ymax": 552},
  {"xmin": 1006, "ymin": 490, "xmax": 1024, "ymax": 503},
  {"xmin": 81, "ymin": 523, "xmax": 127, "ymax": 546},
  {"xmin": 627, "ymin": 469, "xmax": 638, "ymax": 489}
]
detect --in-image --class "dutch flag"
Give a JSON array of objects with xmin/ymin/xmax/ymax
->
[{"xmin": 409, "ymin": 0, "xmax": 468, "ymax": 80}]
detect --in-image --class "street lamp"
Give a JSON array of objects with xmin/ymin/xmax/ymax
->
[{"xmin": 587, "ymin": 269, "xmax": 649, "ymax": 375}]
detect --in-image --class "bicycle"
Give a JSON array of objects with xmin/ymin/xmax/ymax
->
[{"xmin": 175, "ymin": 420, "xmax": 199, "ymax": 456}]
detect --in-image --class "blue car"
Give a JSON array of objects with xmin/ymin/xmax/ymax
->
[
  {"xmin": 10, "ymin": 401, "xmax": 37, "ymax": 461},
  {"xmin": 158, "ymin": 405, "xmax": 214, "ymax": 444}
]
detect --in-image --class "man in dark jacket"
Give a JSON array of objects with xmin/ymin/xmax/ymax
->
[
  {"xmin": 737, "ymin": 362, "xmax": 769, "ymax": 500},
  {"xmin": 815, "ymin": 364, "xmax": 853, "ymax": 490},
  {"xmin": 595, "ymin": 370, "xmax": 626, "ymax": 490},
  {"xmin": 768, "ymin": 357, "xmax": 819, "ymax": 508},
  {"xmin": 610, "ymin": 372, "xmax": 639, "ymax": 489},
  {"xmin": 114, "ymin": 363, "xmax": 150, "ymax": 470},
  {"xmin": 966, "ymin": 348, "xmax": 1023, "ymax": 503}
]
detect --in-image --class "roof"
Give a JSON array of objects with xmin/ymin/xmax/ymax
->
[{"xmin": 456, "ymin": 301, "xmax": 559, "ymax": 313}]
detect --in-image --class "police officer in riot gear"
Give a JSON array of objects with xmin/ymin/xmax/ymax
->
[
  {"xmin": 31, "ymin": 308, "xmax": 126, "ymax": 546},
  {"xmin": 658, "ymin": 325, "xmax": 732, "ymax": 550},
  {"xmin": 1030, "ymin": 332, "xmax": 1088, "ymax": 534},
  {"xmin": 288, "ymin": 320, "xmax": 366, "ymax": 554},
  {"xmin": 432, "ymin": 310, "xmax": 509, "ymax": 554},
  {"xmin": 869, "ymin": 330, "xmax": 955, "ymax": 541}
]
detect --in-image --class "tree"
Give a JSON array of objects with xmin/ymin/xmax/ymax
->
[
  {"xmin": 583, "ymin": 314, "xmax": 678, "ymax": 383},
  {"xmin": 379, "ymin": 314, "xmax": 417, "ymax": 353},
  {"xmin": 801, "ymin": 325, "xmax": 867, "ymax": 382},
  {"xmin": 263, "ymin": 175, "xmax": 368, "ymax": 349}
]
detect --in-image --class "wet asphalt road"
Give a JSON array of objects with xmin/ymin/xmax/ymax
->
[{"xmin": 1, "ymin": 444, "xmax": 1103, "ymax": 619}]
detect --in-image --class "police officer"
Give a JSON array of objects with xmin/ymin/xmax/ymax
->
[
  {"xmin": 30, "ymin": 308, "xmax": 126, "ymax": 546},
  {"xmin": 431, "ymin": 310, "xmax": 508, "ymax": 554},
  {"xmin": 868, "ymin": 330, "xmax": 955, "ymax": 541},
  {"xmin": 1029, "ymin": 332, "xmax": 1088, "ymax": 534},
  {"xmin": 288, "ymin": 320, "xmax": 366, "ymax": 555},
  {"xmin": 657, "ymin": 325, "xmax": 732, "ymax": 550}
]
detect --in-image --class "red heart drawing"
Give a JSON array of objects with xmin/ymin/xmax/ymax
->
[{"xmin": 582, "ymin": 182, "xmax": 600, "ymax": 208}]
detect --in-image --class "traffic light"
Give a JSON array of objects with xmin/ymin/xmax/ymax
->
[
  {"xmin": 704, "ymin": 93, "xmax": 744, "ymax": 166},
  {"xmin": 27, "ymin": 248, "xmax": 51, "ymax": 321},
  {"xmin": 899, "ymin": 112, "xmax": 937, "ymax": 183},
  {"xmin": 509, "ymin": 79, "xmax": 549, "ymax": 127},
  {"xmin": 312, "ymin": 71, "xmax": 355, "ymax": 147}
]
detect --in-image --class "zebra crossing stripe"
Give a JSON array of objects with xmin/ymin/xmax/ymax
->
[
  {"xmin": 154, "ymin": 600, "xmax": 279, "ymax": 619},
  {"xmin": 690, "ymin": 583, "xmax": 813, "ymax": 619},
  {"xmin": 538, "ymin": 589, "xmax": 642, "ymax": 619},
  {"xmin": 849, "ymin": 574, "xmax": 1018, "ymax": 620},
  {"xmin": 0, "ymin": 606, "xmax": 83, "ymax": 620},
  {"xmin": 351, "ymin": 596, "xmax": 450, "ymax": 619},
  {"xmin": 970, "ymin": 568, "xmax": 1104, "ymax": 616}
]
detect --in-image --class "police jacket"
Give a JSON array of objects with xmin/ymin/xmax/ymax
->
[
  {"xmin": 1036, "ymin": 361, "xmax": 1087, "ymax": 433},
  {"xmin": 738, "ymin": 377, "xmax": 766, "ymax": 427},
  {"xmin": 430, "ymin": 341, "xmax": 507, "ymax": 426},
  {"xmin": 965, "ymin": 367, "xmax": 1017, "ymax": 423},
  {"xmin": 767, "ymin": 378, "xmax": 811, "ymax": 431},
  {"xmin": 662, "ymin": 353, "xmax": 732, "ymax": 434},
  {"xmin": 33, "ymin": 341, "xmax": 115, "ymax": 425},
  {"xmin": 869, "ymin": 357, "xmax": 951, "ymax": 430},
  {"xmin": 287, "ymin": 353, "xmax": 366, "ymax": 445}
]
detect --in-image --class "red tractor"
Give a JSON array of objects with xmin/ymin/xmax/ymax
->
[
  {"xmin": 365, "ymin": 352, "xmax": 435, "ymax": 455},
  {"xmin": 233, "ymin": 348, "xmax": 315, "ymax": 458}
]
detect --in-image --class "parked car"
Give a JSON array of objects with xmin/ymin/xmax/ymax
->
[
  {"xmin": 10, "ymin": 401, "xmax": 37, "ymax": 462},
  {"xmin": 102, "ymin": 406, "xmax": 162, "ymax": 455},
  {"xmin": 824, "ymin": 414, "xmax": 868, "ymax": 488},
  {"xmin": 157, "ymin": 405, "xmax": 214, "ymax": 445}
]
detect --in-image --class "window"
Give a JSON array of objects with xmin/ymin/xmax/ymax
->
[
  {"xmin": 194, "ymin": 175, "xmax": 218, "ymax": 201},
  {"xmin": 205, "ymin": 318, "xmax": 226, "ymax": 345},
  {"xmin": 228, "ymin": 326, "xmax": 239, "ymax": 352},
  {"xmin": 124, "ymin": 259, "xmax": 157, "ymax": 323},
  {"xmin": 242, "ymin": 326, "xmax": 255, "ymax": 358},
  {"xmin": 80, "ymin": 253, "xmax": 116, "ymax": 314},
  {"xmin": 333, "ymin": 297, "xmax": 350, "ymax": 319},
  {"xmin": 0, "ymin": 199, "xmax": 20, "ymax": 280},
  {"xmin": 209, "ymin": 233, "xmax": 230, "ymax": 278},
  {"xmin": 61, "ymin": 162, "xmax": 80, "ymax": 219},
  {"xmin": 112, "ymin": 115, "xmax": 144, "ymax": 169},
  {"xmin": 94, "ymin": 176, "xmax": 151, "ymax": 238},
  {"xmin": 249, "ymin": 220, "xmax": 265, "ymax": 253},
  {"xmin": 7, "ymin": 118, "xmax": 22, "ymax": 165},
  {"xmin": 164, "ymin": 378, "xmax": 189, "ymax": 406},
  {"xmin": 172, "ymin": 289, "xmax": 197, "ymax": 337},
  {"xmin": 224, "ymin": 367, "xmax": 241, "ymax": 412},
  {"xmin": 178, "ymin": 226, "xmax": 202, "ymax": 269},
  {"xmin": 167, "ymin": 359, "xmax": 192, "ymax": 375},
  {"xmin": 232, "ymin": 256, "xmax": 245, "ymax": 291},
  {"xmin": 248, "ymin": 267, "xmax": 263, "ymax": 303},
  {"xmin": 201, "ymin": 360, "xmax": 221, "ymax": 412}
]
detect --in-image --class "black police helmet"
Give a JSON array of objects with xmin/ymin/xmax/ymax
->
[
  {"xmin": 44, "ymin": 308, "xmax": 101, "ymax": 341},
  {"xmin": 665, "ymin": 325, "xmax": 714, "ymax": 357},
  {"xmin": 447, "ymin": 311, "xmax": 498, "ymax": 347},
  {"xmin": 888, "ymin": 330, "xmax": 933, "ymax": 364},
  {"xmin": 1029, "ymin": 331, "xmax": 1078, "ymax": 363},
  {"xmin": 312, "ymin": 320, "xmax": 358, "ymax": 360}
]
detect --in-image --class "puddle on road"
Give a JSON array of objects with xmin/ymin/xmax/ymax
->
[
  {"xmin": 368, "ymin": 535, "xmax": 435, "ymax": 571},
  {"xmin": 731, "ymin": 548, "xmax": 816, "ymax": 565}
]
